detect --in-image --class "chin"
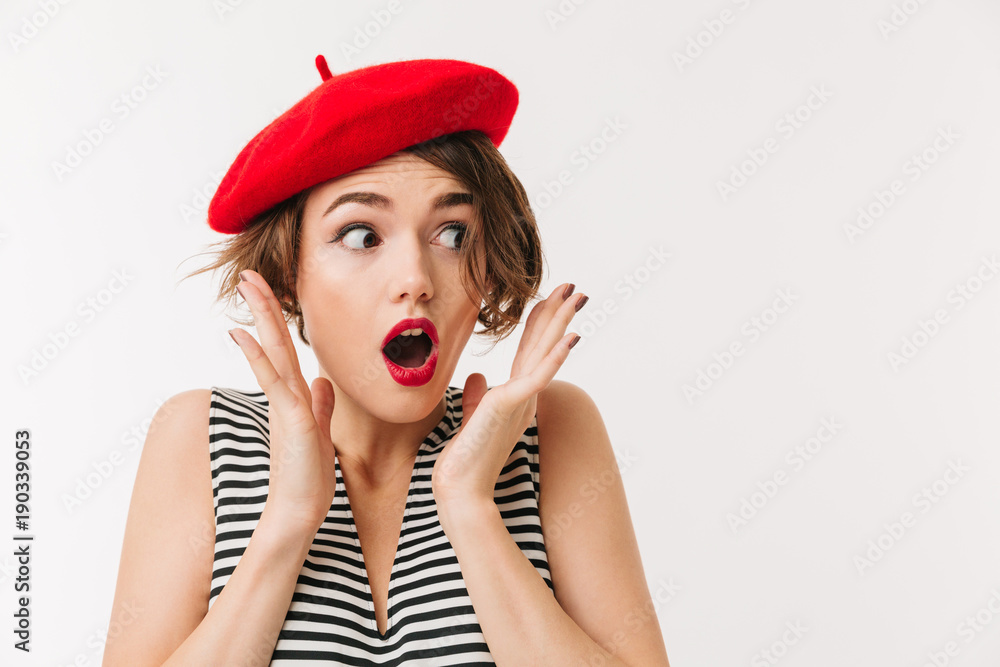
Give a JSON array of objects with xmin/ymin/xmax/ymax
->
[{"xmin": 366, "ymin": 386, "xmax": 444, "ymax": 424}]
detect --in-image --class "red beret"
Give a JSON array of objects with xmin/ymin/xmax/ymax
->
[{"xmin": 207, "ymin": 55, "xmax": 519, "ymax": 234}]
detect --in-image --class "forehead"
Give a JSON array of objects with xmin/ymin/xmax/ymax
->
[
  {"xmin": 299, "ymin": 152, "xmax": 473, "ymax": 231},
  {"xmin": 311, "ymin": 152, "xmax": 464, "ymax": 197}
]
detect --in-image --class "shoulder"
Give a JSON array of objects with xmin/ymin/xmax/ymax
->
[
  {"xmin": 536, "ymin": 378, "xmax": 599, "ymax": 423},
  {"xmin": 138, "ymin": 389, "xmax": 215, "ymax": 496},
  {"xmin": 534, "ymin": 379, "xmax": 619, "ymax": 505},
  {"xmin": 141, "ymin": 388, "xmax": 214, "ymax": 484},
  {"xmin": 160, "ymin": 387, "xmax": 216, "ymax": 413},
  {"xmin": 535, "ymin": 379, "xmax": 609, "ymax": 462},
  {"xmin": 132, "ymin": 387, "xmax": 214, "ymax": 568},
  {"xmin": 152, "ymin": 389, "xmax": 214, "ymax": 439}
]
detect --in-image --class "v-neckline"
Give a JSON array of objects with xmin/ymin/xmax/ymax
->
[{"xmin": 334, "ymin": 386, "xmax": 457, "ymax": 641}]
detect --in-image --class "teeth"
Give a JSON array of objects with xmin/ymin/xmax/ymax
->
[{"xmin": 398, "ymin": 327, "xmax": 425, "ymax": 337}]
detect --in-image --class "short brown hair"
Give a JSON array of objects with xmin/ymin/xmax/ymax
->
[{"xmin": 182, "ymin": 130, "xmax": 545, "ymax": 353}]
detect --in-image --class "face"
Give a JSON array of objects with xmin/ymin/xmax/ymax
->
[{"xmin": 295, "ymin": 151, "xmax": 487, "ymax": 420}]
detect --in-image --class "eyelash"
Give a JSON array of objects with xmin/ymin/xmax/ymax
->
[{"xmin": 328, "ymin": 222, "xmax": 467, "ymax": 253}]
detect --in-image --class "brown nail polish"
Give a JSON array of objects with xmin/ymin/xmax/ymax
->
[
  {"xmin": 574, "ymin": 295, "xmax": 589, "ymax": 312},
  {"xmin": 568, "ymin": 334, "xmax": 581, "ymax": 349},
  {"xmin": 562, "ymin": 283, "xmax": 575, "ymax": 300},
  {"xmin": 236, "ymin": 283, "xmax": 246, "ymax": 300},
  {"xmin": 239, "ymin": 270, "xmax": 249, "ymax": 283}
]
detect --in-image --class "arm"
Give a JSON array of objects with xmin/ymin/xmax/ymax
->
[
  {"xmin": 163, "ymin": 510, "xmax": 317, "ymax": 665},
  {"xmin": 437, "ymin": 380, "xmax": 670, "ymax": 666},
  {"xmin": 102, "ymin": 389, "xmax": 321, "ymax": 666}
]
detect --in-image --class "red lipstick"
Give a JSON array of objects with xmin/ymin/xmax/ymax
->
[{"xmin": 381, "ymin": 317, "xmax": 439, "ymax": 387}]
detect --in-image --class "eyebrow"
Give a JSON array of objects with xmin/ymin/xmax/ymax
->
[{"xmin": 321, "ymin": 191, "xmax": 473, "ymax": 218}]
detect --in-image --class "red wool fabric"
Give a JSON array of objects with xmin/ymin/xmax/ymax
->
[{"xmin": 207, "ymin": 55, "xmax": 519, "ymax": 234}]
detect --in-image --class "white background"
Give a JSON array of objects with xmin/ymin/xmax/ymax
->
[{"xmin": 3, "ymin": 1, "xmax": 1000, "ymax": 665}]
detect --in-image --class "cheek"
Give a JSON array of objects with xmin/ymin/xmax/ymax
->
[
  {"xmin": 429, "ymin": 278, "xmax": 477, "ymax": 327},
  {"xmin": 296, "ymin": 268, "xmax": 355, "ymax": 331},
  {"xmin": 299, "ymin": 283, "xmax": 370, "ymax": 376},
  {"xmin": 451, "ymin": 294, "xmax": 486, "ymax": 338}
]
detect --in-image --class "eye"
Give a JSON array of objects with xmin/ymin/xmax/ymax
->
[
  {"xmin": 343, "ymin": 226, "xmax": 379, "ymax": 249},
  {"xmin": 439, "ymin": 222, "xmax": 466, "ymax": 252},
  {"xmin": 330, "ymin": 223, "xmax": 380, "ymax": 250},
  {"xmin": 328, "ymin": 221, "xmax": 467, "ymax": 252}
]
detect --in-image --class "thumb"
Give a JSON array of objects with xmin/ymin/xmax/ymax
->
[
  {"xmin": 310, "ymin": 376, "xmax": 336, "ymax": 445},
  {"xmin": 460, "ymin": 373, "xmax": 488, "ymax": 434}
]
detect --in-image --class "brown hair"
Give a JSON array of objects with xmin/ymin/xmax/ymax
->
[{"xmin": 181, "ymin": 130, "xmax": 545, "ymax": 354}]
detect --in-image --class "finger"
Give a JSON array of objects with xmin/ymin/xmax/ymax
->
[
  {"xmin": 514, "ymin": 283, "xmax": 572, "ymax": 365},
  {"xmin": 239, "ymin": 269, "xmax": 300, "ymax": 360},
  {"xmin": 237, "ymin": 272, "xmax": 305, "ymax": 394},
  {"xmin": 240, "ymin": 270, "xmax": 298, "ymax": 349},
  {"xmin": 518, "ymin": 291, "xmax": 586, "ymax": 376},
  {"xmin": 514, "ymin": 299, "xmax": 548, "ymax": 361},
  {"xmin": 517, "ymin": 332, "xmax": 578, "ymax": 396},
  {"xmin": 229, "ymin": 328, "xmax": 304, "ymax": 417}
]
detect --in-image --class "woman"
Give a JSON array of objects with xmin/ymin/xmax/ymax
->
[{"xmin": 104, "ymin": 55, "xmax": 669, "ymax": 665}]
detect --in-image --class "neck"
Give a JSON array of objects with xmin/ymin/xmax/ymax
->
[{"xmin": 323, "ymin": 377, "xmax": 448, "ymax": 487}]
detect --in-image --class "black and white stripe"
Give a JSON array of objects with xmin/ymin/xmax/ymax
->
[{"xmin": 208, "ymin": 384, "xmax": 553, "ymax": 665}]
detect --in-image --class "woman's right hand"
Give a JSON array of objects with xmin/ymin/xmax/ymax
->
[{"xmin": 228, "ymin": 269, "xmax": 338, "ymax": 535}]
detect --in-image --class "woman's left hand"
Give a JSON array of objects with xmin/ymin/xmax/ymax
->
[{"xmin": 431, "ymin": 283, "xmax": 588, "ymax": 508}]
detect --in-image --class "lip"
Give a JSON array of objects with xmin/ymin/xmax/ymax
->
[
  {"xmin": 381, "ymin": 317, "xmax": 439, "ymax": 387},
  {"xmin": 381, "ymin": 317, "xmax": 439, "ymax": 349}
]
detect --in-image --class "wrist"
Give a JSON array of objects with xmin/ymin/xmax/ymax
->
[
  {"xmin": 256, "ymin": 506, "xmax": 324, "ymax": 552},
  {"xmin": 436, "ymin": 493, "xmax": 499, "ymax": 532}
]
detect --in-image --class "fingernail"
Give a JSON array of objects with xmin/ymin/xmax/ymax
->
[
  {"xmin": 562, "ymin": 283, "xmax": 575, "ymax": 300},
  {"xmin": 574, "ymin": 295, "xmax": 589, "ymax": 312},
  {"xmin": 228, "ymin": 329, "xmax": 239, "ymax": 344},
  {"xmin": 239, "ymin": 271, "xmax": 249, "ymax": 283},
  {"xmin": 568, "ymin": 334, "xmax": 581, "ymax": 349},
  {"xmin": 236, "ymin": 283, "xmax": 246, "ymax": 300}
]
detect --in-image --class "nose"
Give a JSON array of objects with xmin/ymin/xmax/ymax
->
[{"xmin": 388, "ymin": 232, "xmax": 434, "ymax": 305}]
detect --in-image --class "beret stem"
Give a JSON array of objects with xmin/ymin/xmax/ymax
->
[{"xmin": 315, "ymin": 54, "xmax": 333, "ymax": 81}]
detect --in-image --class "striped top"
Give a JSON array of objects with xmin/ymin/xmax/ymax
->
[{"xmin": 208, "ymin": 384, "xmax": 554, "ymax": 665}]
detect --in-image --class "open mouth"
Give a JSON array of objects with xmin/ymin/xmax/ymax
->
[
  {"xmin": 382, "ymin": 330, "xmax": 435, "ymax": 368},
  {"xmin": 380, "ymin": 318, "xmax": 439, "ymax": 387}
]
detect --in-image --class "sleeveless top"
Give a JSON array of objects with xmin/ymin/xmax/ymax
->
[{"xmin": 207, "ymin": 384, "xmax": 554, "ymax": 665}]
